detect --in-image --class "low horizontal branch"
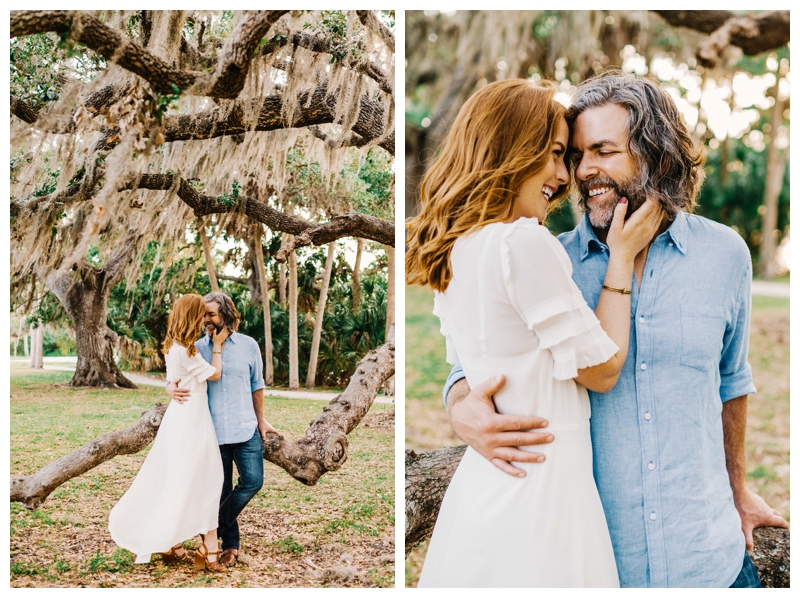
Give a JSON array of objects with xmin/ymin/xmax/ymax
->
[
  {"xmin": 11, "ymin": 336, "xmax": 395, "ymax": 506},
  {"xmin": 404, "ymin": 445, "xmax": 790, "ymax": 587}
]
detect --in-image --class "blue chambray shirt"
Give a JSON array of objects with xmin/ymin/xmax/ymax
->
[
  {"xmin": 196, "ymin": 331, "xmax": 266, "ymax": 445},
  {"xmin": 443, "ymin": 212, "xmax": 755, "ymax": 587}
]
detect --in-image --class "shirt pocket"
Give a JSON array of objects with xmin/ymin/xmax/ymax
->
[
  {"xmin": 223, "ymin": 357, "xmax": 250, "ymax": 383},
  {"xmin": 680, "ymin": 303, "xmax": 727, "ymax": 371}
]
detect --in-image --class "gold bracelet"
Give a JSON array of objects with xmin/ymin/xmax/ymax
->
[
  {"xmin": 213, "ymin": 351, "xmax": 222, "ymax": 354},
  {"xmin": 602, "ymin": 284, "xmax": 631, "ymax": 295}
]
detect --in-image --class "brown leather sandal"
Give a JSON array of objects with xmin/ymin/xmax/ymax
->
[
  {"xmin": 220, "ymin": 548, "xmax": 239, "ymax": 567},
  {"xmin": 195, "ymin": 543, "xmax": 226, "ymax": 573},
  {"xmin": 161, "ymin": 544, "xmax": 193, "ymax": 565}
]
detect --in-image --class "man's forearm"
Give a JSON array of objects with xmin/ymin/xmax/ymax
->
[
  {"xmin": 446, "ymin": 378, "xmax": 471, "ymax": 413},
  {"xmin": 252, "ymin": 388, "xmax": 265, "ymax": 423},
  {"xmin": 722, "ymin": 395, "xmax": 749, "ymax": 497}
]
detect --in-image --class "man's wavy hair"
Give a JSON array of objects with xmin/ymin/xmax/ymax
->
[
  {"xmin": 567, "ymin": 70, "xmax": 705, "ymax": 217},
  {"xmin": 203, "ymin": 292, "xmax": 241, "ymax": 332}
]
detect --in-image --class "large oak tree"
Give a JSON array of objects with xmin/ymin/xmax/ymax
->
[{"xmin": 10, "ymin": 10, "xmax": 395, "ymax": 504}]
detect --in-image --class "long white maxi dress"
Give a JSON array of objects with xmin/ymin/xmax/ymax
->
[
  {"xmin": 109, "ymin": 344, "xmax": 223, "ymax": 564},
  {"xmin": 418, "ymin": 218, "xmax": 621, "ymax": 588}
]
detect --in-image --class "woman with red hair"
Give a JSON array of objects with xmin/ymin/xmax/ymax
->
[{"xmin": 110, "ymin": 293, "xmax": 229, "ymax": 572}]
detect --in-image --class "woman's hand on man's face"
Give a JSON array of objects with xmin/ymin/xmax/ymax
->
[{"xmin": 211, "ymin": 326, "xmax": 230, "ymax": 346}]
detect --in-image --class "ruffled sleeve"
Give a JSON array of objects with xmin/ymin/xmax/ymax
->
[
  {"xmin": 501, "ymin": 219, "xmax": 619, "ymax": 380},
  {"xmin": 432, "ymin": 291, "xmax": 458, "ymax": 365},
  {"xmin": 178, "ymin": 346, "xmax": 218, "ymax": 382}
]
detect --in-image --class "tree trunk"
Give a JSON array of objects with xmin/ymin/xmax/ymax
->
[
  {"xmin": 306, "ymin": 241, "xmax": 336, "ymax": 389},
  {"xmin": 252, "ymin": 224, "xmax": 274, "ymax": 386},
  {"xmin": 288, "ymin": 246, "xmax": 300, "ymax": 390},
  {"xmin": 404, "ymin": 446, "xmax": 790, "ymax": 587},
  {"xmin": 198, "ymin": 217, "xmax": 220, "ymax": 293},
  {"xmin": 352, "ymin": 237, "xmax": 364, "ymax": 313},
  {"xmin": 42, "ymin": 236, "xmax": 140, "ymax": 388},
  {"xmin": 11, "ymin": 334, "xmax": 395, "ymax": 506},
  {"xmin": 14, "ymin": 318, "xmax": 23, "ymax": 357},
  {"xmin": 382, "ymin": 245, "xmax": 396, "ymax": 396},
  {"xmin": 25, "ymin": 331, "xmax": 30, "ymax": 357},
  {"xmin": 29, "ymin": 324, "xmax": 43, "ymax": 369},
  {"xmin": 757, "ymin": 84, "xmax": 788, "ymax": 280},
  {"xmin": 385, "ymin": 245, "xmax": 395, "ymax": 339},
  {"xmin": 278, "ymin": 233, "xmax": 288, "ymax": 307}
]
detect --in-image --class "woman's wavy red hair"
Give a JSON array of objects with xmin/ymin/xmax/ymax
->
[
  {"xmin": 162, "ymin": 294, "xmax": 206, "ymax": 357},
  {"xmin": 406, "ymin": 79, "xmax": 567, "ymax": 292}
]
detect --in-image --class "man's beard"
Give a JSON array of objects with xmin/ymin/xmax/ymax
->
[
  {"xmin": 577, "ymin": 175, "xmax": 646, "ymax": 230},
  {"xmin": 205, "ymin": 322, "xmax": 222, "ymax": 335}
]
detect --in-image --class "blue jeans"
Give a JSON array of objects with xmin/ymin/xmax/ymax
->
[
  {"xmin": 218, "ymin": 430, "xmax": 264, "ymax": 550},
  {"xmin": 729, "ymin": 550, "xmax": 762, "ymax": 588}
]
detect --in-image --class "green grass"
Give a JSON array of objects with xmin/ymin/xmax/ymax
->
[
  {"xmin": 405, "ymin": 285, "xmax": 452, "ymax": 403},
  {"xmin": 751, "ymin": 295, "xmax": 789, "ymax": 313}
]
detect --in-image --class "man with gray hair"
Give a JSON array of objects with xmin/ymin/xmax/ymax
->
[
  {"xmin": 167, "ymin": 291, "xmax": 278, "ymax": 568},
  {"xmin": 443, "ymin": 71, "xmax": 787, "ymax": 587}
]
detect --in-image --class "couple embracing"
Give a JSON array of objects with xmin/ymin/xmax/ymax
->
[
  {"xmin": 109, "ymin": 292, "xmax": 278, "ymax": 572},
  {"xmin": 406, "ymin": 71, "xmax": 787, "ymax": 587}
]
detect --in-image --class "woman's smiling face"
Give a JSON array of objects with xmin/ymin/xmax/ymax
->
[{"xmin": 511, "ymin": 117, "xmax": 570, "ymax": 222}]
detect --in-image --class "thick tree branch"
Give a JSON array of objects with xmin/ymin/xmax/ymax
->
[
  {"xmin": 11, "ymin": 10, "xmax": 288, "ymax": 99},
  {"xmin": 356, "ymin": 10, "xmax": 395, "ymax": 54},
  {"xmin": 405, "ymin": 446, "xmax": 466, "ymax": 555},
  {"xmin": 273, "ymin": 213, "xmax": 393, "ymax": 263},
  {"xmin": 127, "ymin": 173, "xmax": 395, "ymax": 248},
  {"xmin": 262, "ymin": 327, "xmax": 395, "ymax": 485},
  {"xmin": 11, "ymin": 403, "xmax": 166, "ymax": 510},
  {"xmin": 11, "ymin": 85, "xmax": 127, "ymax": 135},
  {"xmin": 162, "ymin": 85, "xmax": 394, "ymax": 155},
  {"xmin": 309, "ymin": 125, "xmax": 368, "ymax": 150},
  {"xmin": 654, "ymin": 11, "xmax": 790, "ymax": 67},
  {"xmin": 11, "ymin": 334, "xmax": 394, "ymax": 506},
  {"xmin": 11, "ymin": 11, "xmax": 198, "ymax": 95},
  {"xmin": 199, "ymin": 10, "xmax": 289, "ymax": 98},
  {"xmin": 10, "ymin": 95, "xmax": 39, "ymax": 123},
  {"xmin": 262, "ymin": 31, "xmax": 393, "ymax": 95}
]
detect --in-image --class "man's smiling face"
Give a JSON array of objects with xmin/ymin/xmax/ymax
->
[
  {"xmin": 571, "ymin": 103, "xmax": 643, "ymax": 229},
  {"xmin": 204, "ymin": 300, "xmax": 224, "ymax": 335}
]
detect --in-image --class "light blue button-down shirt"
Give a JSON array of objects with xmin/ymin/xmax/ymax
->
[
  {"xmin": 444, "ymin": 212, "xmax": 755, "ymax": 587},
  {"xmin": 196, "ymin": 331, "xmax": 265, "ymax": 446}
]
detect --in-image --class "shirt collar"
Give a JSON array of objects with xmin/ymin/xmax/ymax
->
[
  {"xmin": 663, "ymin": 210, "xmax": 688, "ymax": 254},
  {"xmin": 576, "ymin": 214, "xmax": 606, "ymax": 261},
  {"xmin": 204, "ymin": 330, "xmax": 239, "ymax": 344},
  {"xmin": 576, "ymin": 210, "xmax": 689, "ymax": 259}
]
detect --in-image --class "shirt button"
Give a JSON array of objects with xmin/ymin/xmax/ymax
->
[
  {"xmin": 640, "ymin": 363, "xmax": 647, "ymax": 371},
  {"xmin": 669, "ymin": 242, "xmax": 674, "ymax": 247},
  {"xmin": 648, "ymin": 462, "xmax": 655, "ymax": 471},
  {"xmin": 650, "ymin": 512, "xmax": 657, "ymax": 520},
  {"xmin": 644, "ymin": 412, "xmax": 651, "ymax": 420},
  {"xmin": 639, "ymin": 316, "xmax": 645, "ymax": 323}
]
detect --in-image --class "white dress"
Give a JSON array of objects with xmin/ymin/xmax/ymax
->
[
  {"xmin": 109, "ymin": 344, "xmax": 224, "ymax": 564},
  {"xmin": 418, "ymin": 218, "xmax": 621, "ymax": 588}
]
